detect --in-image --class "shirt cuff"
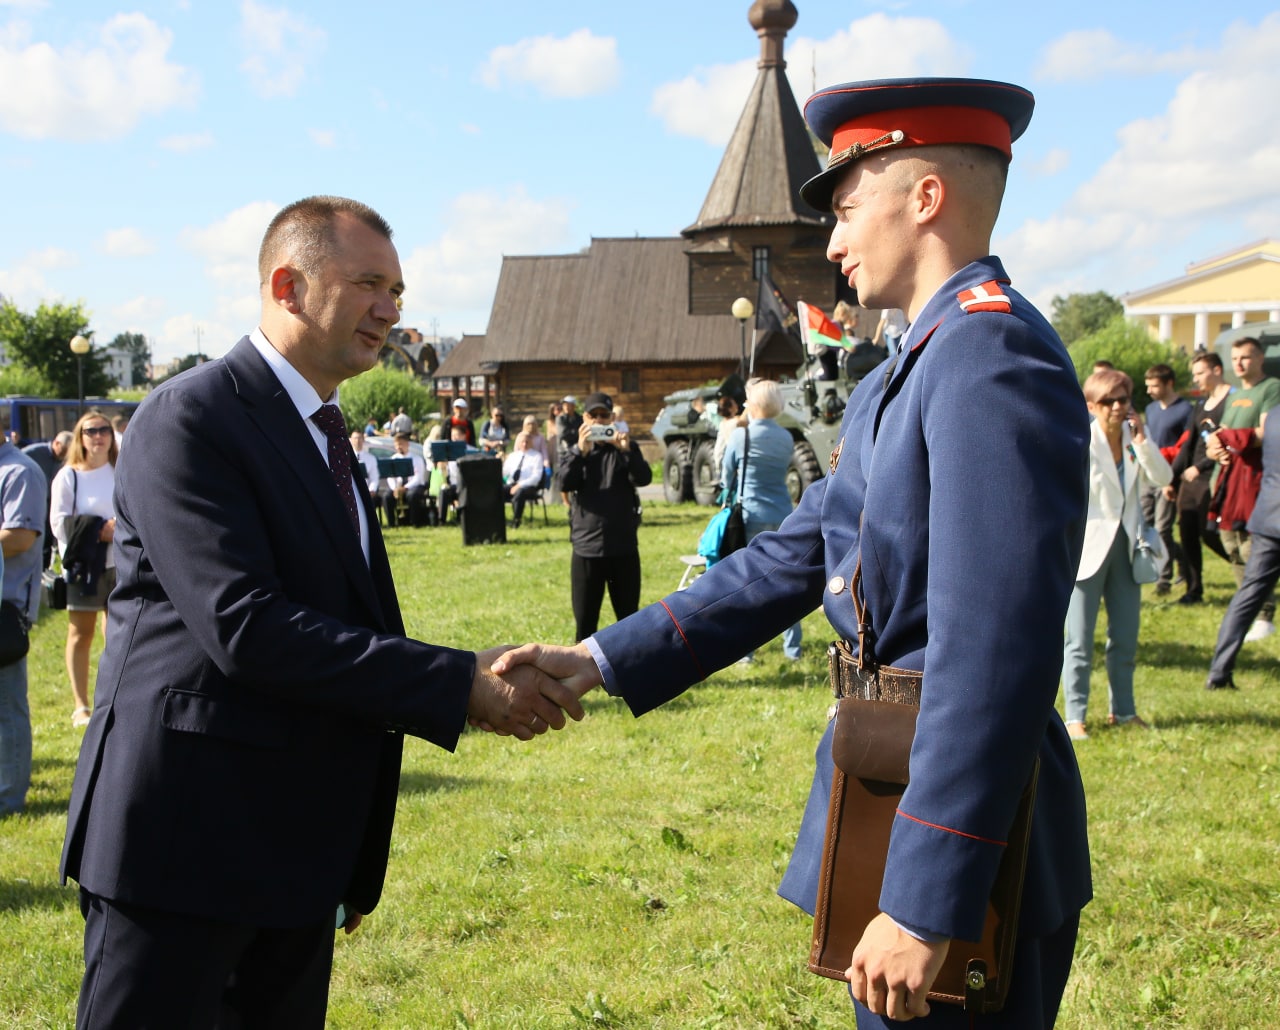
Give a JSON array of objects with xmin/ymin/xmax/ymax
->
[
  {"xmin": 582, "ymin": 636, "xmax": 621, "ymax": 697},
  {"xmin": 891, "ymin": 917, "xmax": 948, "ymax": 943}
]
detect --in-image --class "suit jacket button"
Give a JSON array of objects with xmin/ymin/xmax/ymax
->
[{"xmin": 828, "ymin": 575, "xmax": 846, "ymax": 595}]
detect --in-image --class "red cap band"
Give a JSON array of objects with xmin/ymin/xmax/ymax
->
[{"xmin": 829, "ymin": 104, "xmax": 1013, "ymax": 162}]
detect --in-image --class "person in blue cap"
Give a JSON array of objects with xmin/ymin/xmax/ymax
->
[{"xmin": 495, "ymin": 77, "xmax": 1091, "ymax": 1027}]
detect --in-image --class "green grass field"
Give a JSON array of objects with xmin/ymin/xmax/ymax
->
[{"xmin": 2, "ymin": 500, "xmax": 1278, "ymax": 1028}]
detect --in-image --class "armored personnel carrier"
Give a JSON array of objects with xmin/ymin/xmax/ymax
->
[{"xmin": 651, "ymin": 343, "xmax": 887, "ymax": 505}]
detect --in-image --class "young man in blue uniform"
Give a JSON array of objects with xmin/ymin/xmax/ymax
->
[{"xmin": 496, "ymin": 77, "xmax": 1091, "ymax": 1027}]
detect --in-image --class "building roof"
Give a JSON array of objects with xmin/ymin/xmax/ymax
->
[
  {"xmin": 683, "ymin": 4, "xmax": 828, "ymax": 236},
  {"xmin": 481, "ymin": 237, "xmax": 744, "ymax": 364},
  {"xmin": 1122, "ymin": 240, "xmax": 1280, "ymax": 306},
  {"xmin": 432, "ymin": 333, "xmax": 488, "ymax": 379}
]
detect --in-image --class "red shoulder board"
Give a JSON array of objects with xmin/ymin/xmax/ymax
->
[{"xmin": 956, "ymin": 280, "xmax": 1012, "ymax": 314}]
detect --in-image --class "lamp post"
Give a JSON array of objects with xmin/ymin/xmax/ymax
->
[
  {"xmin": 70, "ymin": 334, "xmax": 91, "ymax": 416},
  {"xmin": 731, "ymin": 297, "xmax": 754, "ymax": 379}
]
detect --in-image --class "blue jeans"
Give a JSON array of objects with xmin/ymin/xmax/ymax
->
[
  {"xmin": 744, "ymin": 521, "xmax": 802, "ymax": 660},
  {"xmin": 0, "ymin": 656, "xmax": 31, "ymax": 816},
  {"xmin": 1062, "ymin": 529, "xmax": 1142, "ymax": 723}
]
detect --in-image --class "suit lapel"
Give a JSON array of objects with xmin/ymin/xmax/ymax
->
[{"xmin": 223, "ymin": 339, "xmax": 390, "ymax": 628}]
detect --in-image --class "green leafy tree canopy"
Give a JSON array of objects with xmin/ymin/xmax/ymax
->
[
  {"xmin": 339, "ymin": 364, "xmax": 435, "ymax": 433},
  {"xmin": 1051, "ymin": 291, "xmax": 1124, "ymax": 347},
  {"xmin": 0, "ymin": 298, "xmax": 113, "ymax": 398},
  {"xmin": 1068, "ymin": 314, "xmax": 1192, "ymax": 402}
]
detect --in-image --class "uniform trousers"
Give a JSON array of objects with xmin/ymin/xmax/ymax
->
[
  {"xmin": 1062, "ymin": 529, "xmax": 1141, "ymax": 724},
  {"xmin": 1208, "ymin": 531, "xmax": 1280, "ymax": 683},
  {"xmin": 77, "ymin": 890, "xmax": 334, "ymax": 1030},
  {"xmin": 571, "ymin": 552, "xmax": 641, "ymax": 641}
]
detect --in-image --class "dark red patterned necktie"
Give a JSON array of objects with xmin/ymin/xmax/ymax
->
[{"xmin": 310, "ymin": 404, "xmax": 360, "ymax": 536}]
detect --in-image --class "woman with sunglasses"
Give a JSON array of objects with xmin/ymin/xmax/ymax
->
[
  {"xmin": 50, "ymin": 411, "xmax": 118, "ymax": 727},
  {"xmin": 1061, "ymin": 369, "xmax": 1172, "ymax": 740}
]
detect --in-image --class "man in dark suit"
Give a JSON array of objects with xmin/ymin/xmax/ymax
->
[
  {"xmin": 60, "ymin": 195, "xmax": 581, "ymax": 1029},
  {"xmin": 495, "ymin": 78, "xmax": 1091, "ymax": 1027}
]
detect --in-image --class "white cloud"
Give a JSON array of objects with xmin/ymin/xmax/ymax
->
[
  {"xmin": 181, "ymin": 200, "xmax": 278, "ymax": 290},
  {"xmin": 1026, "ymin": 147, "xmax": 1070, "ymax": 178},
  {"xmin": 99, "ymin": 227, "xmax": 155, "ymax": 258},
  {"xmin": 479, "ymin": 29, "xmax": 619, "ymax": 98},
  {"xmin": 308, "ymin": 127, "xmax": 335, "ymax": 147},
  {"xmin": 109, "ymin": 295, "xmax": 167, "ymax": 325},
  {"xmin": 399, "ymin": 185, "xmax": 574, "ymax": 332},
  {"xmin": 238, "ymin": 0, "xmax": 326, "ymax": 99},
  {"xmin": 651, "ymin": 13, "xmax": 972, "ymax": 146},
  {"xmin": 0, "ymin": 14, "xmax": 198, "ymax": 141},
  {"xmin": 159, "ymin": 130, "xmax": 214, "ymax": 152},
  {"xmin": 155, "ymin": 312, "xmax": 239, "ymax": 364},
  {"xmin": 1036, "ymin": 28, "xmax": 1207, "ymax": 83},
  {"xmin": 998, "ymin": 13, "xmax": 1280, "ymax": 307}
]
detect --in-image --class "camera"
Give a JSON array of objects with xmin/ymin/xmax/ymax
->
[{"xmin": 587, "ymin": 424, "xmax": 616, "ymax": 441}]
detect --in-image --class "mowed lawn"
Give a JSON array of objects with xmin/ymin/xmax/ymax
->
[{"xmin": 2, "ymin": 499, "xmax": 1278, "ymax": 1028}]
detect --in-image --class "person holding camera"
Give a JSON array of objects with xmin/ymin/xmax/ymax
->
[{"xmin": 561, "ymin": 392, "xmax": 652, "ymax": 640}]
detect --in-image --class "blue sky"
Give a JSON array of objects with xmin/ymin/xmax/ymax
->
[{"xmin": 2, "ymin": 0, "xmax": 1278, "ymax": 366}]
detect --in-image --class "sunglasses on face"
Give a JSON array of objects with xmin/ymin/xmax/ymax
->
[
  {"xmin": 82, "ymin": 425, "xmax": 112, "ymax": 437},
  {"xmin": 1096, "ymin": 395, "xmax": 1130, "ymax": 408}
]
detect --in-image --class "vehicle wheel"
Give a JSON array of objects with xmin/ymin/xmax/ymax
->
[
  {"xmin": 691, "ymin": 440, "xmax": 719, "ymax": 505},
  {"xmin": 786, "ymin": 440, "xmax": 824, "ymax": 505},
  {"xmin": 662, "ymin": 440, "xmax": 693, "ymax": 503}
]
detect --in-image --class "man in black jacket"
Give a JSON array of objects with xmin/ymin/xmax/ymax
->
[{"xmin": 561, "ymin": 392, "xmax": 651, "ymax": 640}]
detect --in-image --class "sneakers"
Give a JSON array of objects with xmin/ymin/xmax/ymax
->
[
  {"xmin": 1065, "ymin": 721, "xmax": 1088, "ymax": 741},
  {"xmin": 1205, "ymin": 676, "xmax": 1237, "ymax": 691},
  {"xmin": 1244, "ymin": 619, "xmax": 1276, "ymax": 643}
]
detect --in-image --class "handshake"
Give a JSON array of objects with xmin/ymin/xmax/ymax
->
[{"xmin": 466, "ymin": 642, "xmax": 603, "ymax": 739}]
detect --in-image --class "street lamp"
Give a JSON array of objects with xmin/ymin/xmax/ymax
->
[
  {"xmin": 731, "ymin": 296, "xmax": 754, "ymax": 379},
  {"xmin": 70, "ymin": 334, "xmax": 91, "ymax": 416}
]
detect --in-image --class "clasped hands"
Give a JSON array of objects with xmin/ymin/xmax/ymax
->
[{"xmin": 466, "ymin": 642, "xmax": 602, "ymax": 740}]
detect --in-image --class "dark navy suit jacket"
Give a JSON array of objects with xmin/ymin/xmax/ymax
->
[
  {"xmin": 61, "ymin": 338, "xmax": 475, "ymax": 927},
  {"xmin": 595, "ymin": 258, "xmax": 1092, "ymax": 943}
]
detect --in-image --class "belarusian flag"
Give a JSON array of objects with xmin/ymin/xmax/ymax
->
[{"xmin": 797, "ymin": 301, "xmax": 851, "ymax": 352}]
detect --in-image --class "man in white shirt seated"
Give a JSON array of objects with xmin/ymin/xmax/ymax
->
[
  {"xmin": 349, "ymin": 429, "xmax": 380, "ymax": 496},
  {"xmin": 380, "ymin": 432, "xmax": 426, "ymax": 527},
  {"xmin": 502, "ymin": 431, "xmax": 546, "ymax": 528}
]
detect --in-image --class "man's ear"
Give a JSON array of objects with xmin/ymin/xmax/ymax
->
[
  {"xmin": 269, "ymin": 265, "xmax": 304, "ymax": 313},
  {"xmin": 914, "ymin": 173, "xmax": 945, "ymax": 225}
]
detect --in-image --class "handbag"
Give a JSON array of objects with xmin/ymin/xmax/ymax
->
[
  {"xmin": 1131, "ymin": 518, "xmax": 1164, "ymax": 585},
  {"xmin": 42, "ymin": 567, "xmax": 67, "ymax": 610},
  {"xmin": 808, "ymin": 563, "xmax": 1037, "ymax": 1014},
  {"xmin": 0, "ymin": 600, "xmax": 31, "ymax": 666}
]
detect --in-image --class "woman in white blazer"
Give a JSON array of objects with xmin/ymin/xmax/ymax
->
[{"xmin": 1062, "ymin": 369, "xmax": 1173, "ymax": 739}]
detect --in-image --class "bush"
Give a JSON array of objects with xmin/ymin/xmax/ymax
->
[
  {"xmin": 0, "ymin": 363, "xmax": 56, "ymax": 397},
  {"xmin": 1067, "ymin": 315, "xmax": 1193, "ymax": 398},
  {"xmin": 338, "ymin": 365, "xmax": 435, "ymax": 432}
]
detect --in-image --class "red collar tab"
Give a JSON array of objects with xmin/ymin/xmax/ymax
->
[{"xmin": 957, "ymin": 280, "xmax": 1012, "ymax": 314}]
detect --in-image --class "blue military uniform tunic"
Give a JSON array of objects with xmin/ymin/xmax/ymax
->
[{"xmin": 594, "ymin": 256, "xmax": 1092, "ymax": 947}]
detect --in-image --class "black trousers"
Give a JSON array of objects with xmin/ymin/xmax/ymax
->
[
  {"xmin": 77, "ymin": 890, "xmax": 334, "ymax": 1030},
  {"xmin": 1177, "ymin": 480, "xmax": 1228, "ymax": 599},
  {"xmin": 571, "ymin": 552, "xmax": 641, "ymax": 641},
  {"xmin": 381, "ymin": 485, "xmax": 424, "ymax": 527},
  {"xmin": 1209, "ymin": 530, "xmax": 1280, "ymax": 682}
]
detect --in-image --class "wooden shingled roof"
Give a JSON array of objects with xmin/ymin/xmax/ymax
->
[
  {"xmin": 683, "ymin": 4, "xmax": 827, "ymax": 236},
  {"xmin": 480, "ymin": 237, "xmax": 744, "ymax": 365}
]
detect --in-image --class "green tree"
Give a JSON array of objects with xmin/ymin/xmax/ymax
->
[
  {"xmin": 110, "ymin": 331, "xmax": 151, "ymax": 386},
  {"xmin": 0, "ymin": 363, "xmax": 56, "ymax": 397},
  {"xmin": 0, "ymin": 299, "xmax": 113, "ymax": 398},
  {"xmin": 1051, "ymin": 291, "xmax": 1124, "ymax": 347},
  {"xmin": 1068, "ymin": 314, "xmax": 1191, "ymax": 400},
  {"xmin": 338, "ymin": 364, "xmax": 435, "ymax": 433}
]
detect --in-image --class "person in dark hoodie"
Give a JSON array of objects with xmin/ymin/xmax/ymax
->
[{"xmin": 50, "ymin": 411, "xmax": 117, "ymax": 727}]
